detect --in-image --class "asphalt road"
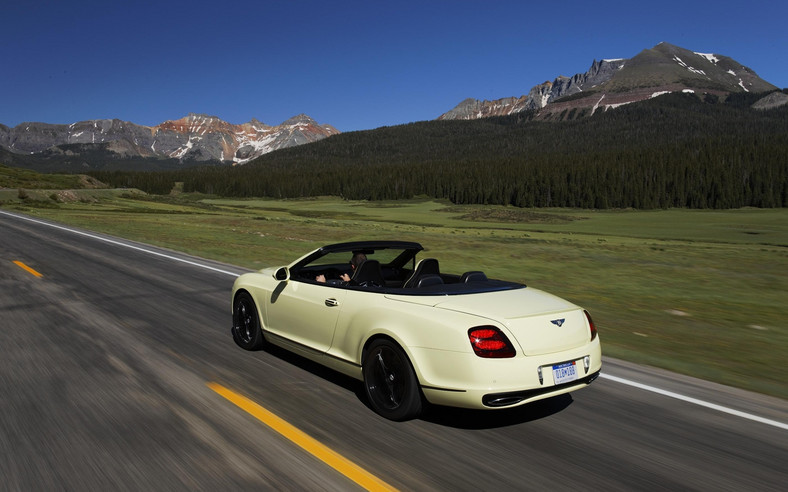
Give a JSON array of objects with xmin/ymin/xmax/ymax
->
[{"xmin": 1, "ymin": 210, "xmax": 786, "ymax": 491}]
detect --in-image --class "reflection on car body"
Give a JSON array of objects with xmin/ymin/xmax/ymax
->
[{"xmin": 231, "ymin": 241, "xmax": 601, "ymax": 420}]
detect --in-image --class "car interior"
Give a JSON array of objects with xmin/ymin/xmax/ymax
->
[{"xmin": 295, "ymin": 253, "xmax": 512, "ymax": 295}]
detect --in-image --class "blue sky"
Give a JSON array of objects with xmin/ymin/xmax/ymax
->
[{"xmin": 3, "ymin": 0, "xmax": 786, "ymax": 132}]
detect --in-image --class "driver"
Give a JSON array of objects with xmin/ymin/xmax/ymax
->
[{"xmin": 316, "ymin": 252, "xmax": 366, "ymax": 283}]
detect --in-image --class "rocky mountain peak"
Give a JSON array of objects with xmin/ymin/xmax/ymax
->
[
  {"xmin": 245, "ymin": 118, "xmax": 268, "ymax": 128},
  {"xmin": 282, "ymin": 114, "xmax": 317, "ymax": 126},
  {"xmin": 439, "ymin": 42, "xmax": 778, "ymax": 122}
]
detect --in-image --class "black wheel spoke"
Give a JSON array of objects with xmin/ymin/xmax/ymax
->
[
  {"xmin": 376, "ymin": 351, "xmax": 399, "ymax": 405},
  {"xmin": 237, "ymin": 303, "xmax": 251, "ymax": 343}
]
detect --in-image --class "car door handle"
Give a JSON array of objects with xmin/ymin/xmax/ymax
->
[{"xmin": 325, "ymin": 298, "xmax": 339, "ymax": 307}]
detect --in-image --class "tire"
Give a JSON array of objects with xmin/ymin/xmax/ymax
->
[
  {"xmin": 363, "ymin": 339, "xmax": 423, "ymax": 421},
  {"xmin": 232, "ymin": 292, "xmax": 263, "ymax": 350}
]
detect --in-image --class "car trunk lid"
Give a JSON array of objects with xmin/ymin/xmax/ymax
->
[{"xmin": 432, "ymin": 288, "xmax": 591, "ymax": 356}]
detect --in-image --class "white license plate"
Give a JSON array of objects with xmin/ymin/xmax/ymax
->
[{"xmin": 552, "ymin": 361, "xmax": 578, "ymax": 385}]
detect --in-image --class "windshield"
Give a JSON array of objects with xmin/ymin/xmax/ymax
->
[{"xmin": 308, "ymin": 249, "xmax": 413, "ymax": 269}]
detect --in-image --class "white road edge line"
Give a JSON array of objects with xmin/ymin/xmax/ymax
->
[
  {"xmin": 4, "ymin": 210, "xmax": 785, "ymax": 430},
  {"xmin": 601, "ymin": 373, "xmax": 788, "ymax": 431},
  {"xmin": 0, "ymin": 210, "xmax": 240, "ymax": 278}
]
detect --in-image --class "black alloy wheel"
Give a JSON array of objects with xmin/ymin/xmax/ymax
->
[
  {"xmin": 363, "ymin": 339, "xmax": 423, "ymax": 421},
  {"xmin": 232, "ymin": 292, "xmax": 263, "ymax": 350}
]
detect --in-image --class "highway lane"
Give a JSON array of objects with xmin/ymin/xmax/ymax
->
[{"xmin": 1, "ymin": 210, "xmax": 787, "ymax": 491}]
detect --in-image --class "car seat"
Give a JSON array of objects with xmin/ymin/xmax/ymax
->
[
  {"xmin": 349, "ymin": 260, "xmax": 385, "ymax": 288},
  {"xmin": 403, "ymin": 258, "xmax": 440, "ymax": 288},
  {"xmin": 460, "ymin": 271, "xmax": 488, "ymax": 283},
  {"xmin": 416, "ymin": 274, "xmax": 444, "ymax": 288}
]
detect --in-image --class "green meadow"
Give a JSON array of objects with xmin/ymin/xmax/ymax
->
[{"xmin": 3, "ymin": 189, "xmax": 787, "ymax": 399}]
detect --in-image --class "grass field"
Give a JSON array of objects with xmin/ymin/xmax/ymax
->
[{"xmin": 3, "ymin": 189, "xmax": 786, "ymax": 399}]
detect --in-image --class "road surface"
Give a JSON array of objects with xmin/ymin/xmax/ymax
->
[{"xmin": 1, "ymin": 210, "xmax": 786, "ymax": 491}]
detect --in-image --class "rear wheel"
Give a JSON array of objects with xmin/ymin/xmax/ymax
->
[
  {"xmin": 232, "ymin": 292, "xmax": 263, "ymax": 350},
  {"xmin": 363, "ymin": 339, "xmax": 422, "ymax": 421}
]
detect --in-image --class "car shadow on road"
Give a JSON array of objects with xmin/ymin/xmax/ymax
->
[
  {"xmin": 419, "ymin": 394, "xmax": 573, "ymax": 429},
  {"xmin": 258, "ymin": 340, "xmax": 574, "ymax": 428},
  {"xmin": 259, "ymin": 342, "xmax": 362, "ymax": 394}
]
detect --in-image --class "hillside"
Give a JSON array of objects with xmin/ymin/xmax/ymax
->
[
  {"xmin": 0, "ymin": 163, "xmax": 105, "ymax": 190},
  {"xmin": 89, "ymin": 91, "xmax": 788, "ymax": 209}
]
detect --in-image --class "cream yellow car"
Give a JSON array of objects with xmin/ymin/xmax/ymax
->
[{"xmin": 231, "ymin": 241, "xmax": 601, "ymax": 420}]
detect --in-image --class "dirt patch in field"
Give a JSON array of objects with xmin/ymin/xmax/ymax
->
[
  {"xmin": 442, "ymin": 206, "xmax": 584, "ymax": 224},
  {"xmin": 77, "ymin": 175, "xmax": 108, "ymax": 189}
]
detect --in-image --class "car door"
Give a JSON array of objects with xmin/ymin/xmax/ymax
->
[{"xmin": 266, "ymin": 279, "xmax": 348, "ymax": 352}]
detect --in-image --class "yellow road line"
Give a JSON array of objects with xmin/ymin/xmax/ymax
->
[
  {"xmin": 207, "ymin": 382, "xmax": 398, "ymax": 492},
  {"xmin": 13, "ymin": 261, "xmax": 43, "ymax": 278}
]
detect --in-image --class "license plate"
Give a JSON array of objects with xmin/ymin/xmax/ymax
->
[{"xmin": 552, "ymin": 361, "xmax": 578, "ymax": 385}]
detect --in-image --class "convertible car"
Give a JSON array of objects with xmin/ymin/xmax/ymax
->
[{"xmin": 231, "ymin": 241, "xmax": 601, "ymax": 420}]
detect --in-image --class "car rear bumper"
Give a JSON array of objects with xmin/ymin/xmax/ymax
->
[
  {"xmin": 412, "ymin": 338, "xmax": 602, "ymax": 409},
  {"xmin": 481, "ymin": 370, "xmax": 599, "ymax": 407}
]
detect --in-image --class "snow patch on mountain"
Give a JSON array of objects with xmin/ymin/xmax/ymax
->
[
  {"xmin": 673, "ymin": 56, "xmax": 707, "ymax": 76},
  {"xmin": 695, "ymin": 52, "xmax": 719, "ymax": 64}
]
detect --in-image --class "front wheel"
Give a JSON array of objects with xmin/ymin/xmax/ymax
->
[
  {"xmin": 363, "ymin": 339, "xmax": 423, "ymax": 421},
  {"xmin": 232, "ymin": 292, "xmax": 263, "ymax": 350}
]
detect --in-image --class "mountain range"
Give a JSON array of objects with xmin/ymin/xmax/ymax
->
[
  {"xmin": 439, "ymin": 42, "xmax": 781, "ymax": 121},
  {"xmin": 1, "ymin": 42, "xmax": 785, "ymax": 173},
  {"xmin": 0, "ymin": 113, "xmax": 338, "ymax": 168}
]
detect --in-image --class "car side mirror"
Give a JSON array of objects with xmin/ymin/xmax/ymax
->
[{"xmin": 274, "ymin": 267, "xmax": 289, "ymax": 281}]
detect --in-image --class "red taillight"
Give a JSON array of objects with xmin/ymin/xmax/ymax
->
[
  {"xmin": 584, "ymin": 310, "xmax": 598, "ymax": 341},
  {"xmin": 468, "ymin": 326, "xmax": 516, "ymax": 358}
]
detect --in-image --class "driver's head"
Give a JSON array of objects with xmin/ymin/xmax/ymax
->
[{"xmin": 350, "ymin": 252, "xmax": 367, "ymax": 269}]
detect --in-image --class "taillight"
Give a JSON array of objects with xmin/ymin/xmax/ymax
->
[
  {"xmin": 584, "ymin": 310, "xmax": 598, "ymax": 341},
  {"xmin": 468, "ymin": 326, "xmax": 516, "ymax": 358}
]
